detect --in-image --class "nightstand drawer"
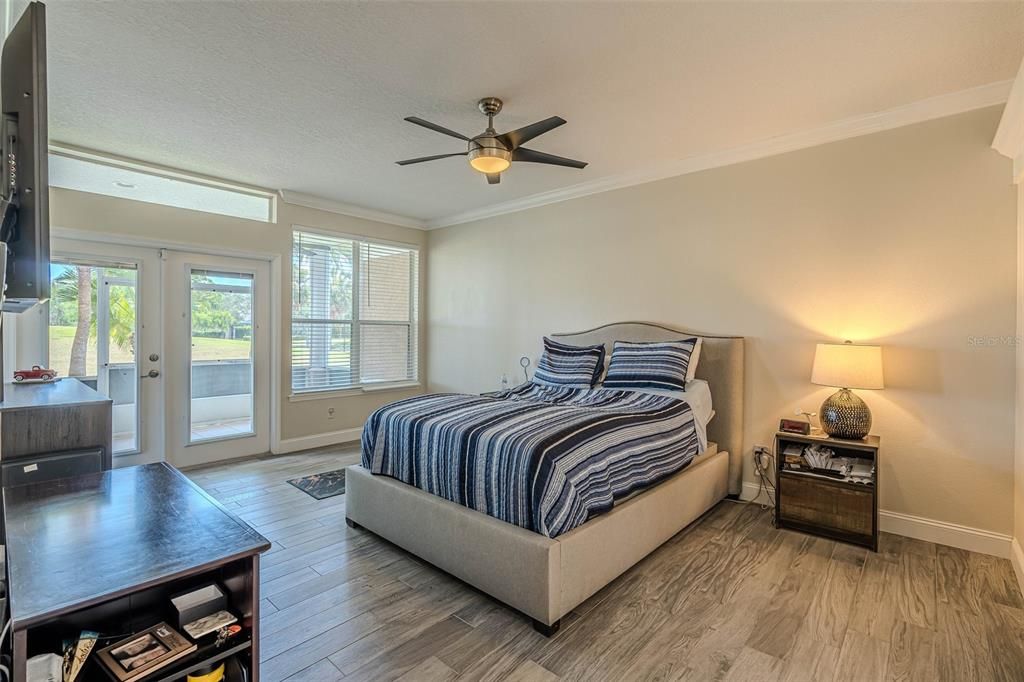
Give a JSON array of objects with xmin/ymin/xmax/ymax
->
[{"xmin": 778, "ymin": 474, "xmax": 873, "ymax": 536}]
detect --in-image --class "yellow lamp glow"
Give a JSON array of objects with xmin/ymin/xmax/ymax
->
[
  {"xmin": 811, "ymin": 342, "xmax": 884, "ymax": 390},
  {"xmin": 467, "ymin": 135, "xmax": 511, "ymax": 175},
  {"xmin": 466, "ymin": 148, "xmax": 509, "ymax": 174}
]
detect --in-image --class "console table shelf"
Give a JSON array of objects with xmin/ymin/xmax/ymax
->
[
  {"xmin": 3, "ymin": 462, "xmax": 270, "ymax": 681},
  {"xmin": 0, "ymin": 377, "xmax": 113, "ymax": 474}
]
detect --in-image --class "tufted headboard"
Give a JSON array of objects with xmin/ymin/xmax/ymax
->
[{"xmin": 551, "ymin": 321, "xmax": 745, "ymax": 496}]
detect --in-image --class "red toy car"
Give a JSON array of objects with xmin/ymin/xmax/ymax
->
[{"xmin": 13, "ymin": 365, "xmax": 57, "ymax": 382}]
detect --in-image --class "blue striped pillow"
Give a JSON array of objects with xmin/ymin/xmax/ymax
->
[
  {"xmin": 602, "ymin": 338, "xmax": 698, "ymax": 391},
  {"xmin": 533, "ymin": 337, "xmax": 605, "ymax": 388}
]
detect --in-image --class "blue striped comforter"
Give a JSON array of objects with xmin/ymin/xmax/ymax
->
[{"xmin": 361, "ymin": 382, "xmax": 699, "ymax": 538}]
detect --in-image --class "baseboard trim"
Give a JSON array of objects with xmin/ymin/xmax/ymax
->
[
  {"xmin": 1011, "ymin": 539, "xmax": 1024, "ymax": 596},
  {"xmin": 740, "ymin": 481, "xmax": 774, "ymax": 506},
  {"xmin": 878, "ymin": 510, "xmax": 1011, "ymax": 558},
  {"xmin": 740, "ymin": 482, "xmax": 1011, "ymax": 558},
  {"xmin": 275, "ymin": 427, "xmax": 363, "ymax": 454}
]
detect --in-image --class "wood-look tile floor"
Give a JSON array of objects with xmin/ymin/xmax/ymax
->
[{"xmin": 187, "ymin": 448, "xmax": 1024, "ymax": 682}]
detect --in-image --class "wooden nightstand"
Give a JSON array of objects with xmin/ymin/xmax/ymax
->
[{"xmin": 774, "ymin": 431, "xmax": 879, "ymax": 551}]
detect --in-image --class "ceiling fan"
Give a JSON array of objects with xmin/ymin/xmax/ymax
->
[{"xmin": 396, "ymin": 97, "xmax": 588, "ymax": 184}]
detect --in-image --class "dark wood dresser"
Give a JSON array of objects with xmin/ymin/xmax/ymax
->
[
  {"xmin": 4, "ymin": 462, "xmax": 270, "ymax": 681},
  {"xmin": 774, "ymin": 431, "xmax": 879, "ymax": 551},
  {"xmin": 0, "ymin": 377, "xmax": 113, "ymax": 468}
]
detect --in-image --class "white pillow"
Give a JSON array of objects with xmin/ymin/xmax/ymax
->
[
  {"xmin": 686, "ymin": 337, "xmax": 702, "ymax": 382},
  {"xmin": 596, "ymin": 353, "xmax": 610, "ymax": 384}
]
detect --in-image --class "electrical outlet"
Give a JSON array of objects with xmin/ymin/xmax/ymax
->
[{"xmin": 752, "ymin": 445, "xmax": 774, "ymax": 475}]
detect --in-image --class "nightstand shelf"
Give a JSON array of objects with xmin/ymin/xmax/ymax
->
[{"xmin": 774, "ymin": 431, "xmax": 879, "ymax": 551}]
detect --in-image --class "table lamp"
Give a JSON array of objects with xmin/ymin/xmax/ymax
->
[{"xmin": 811, "ymin": 341, "xmax": 883, "ymax": 439}]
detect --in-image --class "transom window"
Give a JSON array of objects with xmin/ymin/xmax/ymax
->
[
  {"xmin": 291, "ymin": 229, "xmax": 419, "ymax": 393},
  {"xmin": 49, "ymin": 151, "xmax": 275, "ymax": 223}
]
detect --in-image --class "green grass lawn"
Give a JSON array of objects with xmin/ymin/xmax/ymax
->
[
  {"xmin": 48, "ymin": 326, "xmax": 252, "ymax": 377},
  {"xmin": 47, "ymin": 327, "xmax": 352, "ymax": 378}
]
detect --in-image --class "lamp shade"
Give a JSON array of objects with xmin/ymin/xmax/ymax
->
[{"xmin": 811, "ymin": 342, "xmax": 884, "ymax": 390}]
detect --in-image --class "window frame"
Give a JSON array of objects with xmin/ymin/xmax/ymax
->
[
  {"xmin": 49, "ymin": 146, "xmax": 277, "ymax": 223},
  {"xmin": 289, "ymin": 227, "xmax": 420, "ymax": 397},
  {"xmin": 46, "ymin": 254, "xmax": 144, "ymax": 455},
  {"xmin": 187, "ymin": 266, "xmax": 257, "ymax": 445}
]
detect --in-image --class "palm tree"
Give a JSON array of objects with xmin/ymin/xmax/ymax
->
[
  {"xmin": 69, "ymin": 266, "xmax": 92, "ymax": 376},
  {"xmin": 52, "ymin": 266, "xmax": 136, "ymax": 376}
]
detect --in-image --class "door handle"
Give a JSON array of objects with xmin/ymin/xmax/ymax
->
[{"xmin": 142, "ymin": 369, "xmax": 160, "ymax": 379}]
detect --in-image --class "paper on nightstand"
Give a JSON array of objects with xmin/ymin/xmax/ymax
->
[{"xmin": 802, "ymin": 444, "xmax": 836, "ymax": 469}]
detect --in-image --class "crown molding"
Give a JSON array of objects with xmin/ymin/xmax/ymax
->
[
  {"xmin": 427, "ymin": 79, "xmax": 1013, "ymax": 229},
  {"xmin": 993, "ymin": 58, "xmax": 1024, "ymax": 182},
  {"xmin": 50, "ymin": 143, "xmax": 277, "ymax": 198},
  {"xmin": 279, "ymin": 190, "xmax": 427, "ymax": 230},
  {"xmin": 276, "ymin": 80, "xmax": 1011, "ymax": 230}
]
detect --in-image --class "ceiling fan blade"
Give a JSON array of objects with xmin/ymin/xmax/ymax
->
[
  {"xmin": 395, "ymin": 152, "xmax": 468, "ymax": 166},
  {"xmin": 496, "ymin": 116, "xmax": 566, "ymax": 150},
  {"xmin": 486, "ymin": 173, "xmax": 501, "ymax": 185},
  {"xmin": 512, "ymin": 147, "xmax": 588, "ymax": 169},
  {"xmin": 404, "ymin": 116, "xmax": 471, "ymax": 141}
]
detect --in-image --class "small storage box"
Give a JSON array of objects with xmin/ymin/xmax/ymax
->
[{"xmin": 171, "ymin": 583, "xmax": 227, "ymax": 629}]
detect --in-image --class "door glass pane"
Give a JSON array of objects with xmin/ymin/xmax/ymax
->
[
  {"xmin": 190, "ymin": 269, "xmax": 254, "ymax": 443},
  {"xmin": 48, "ymin": 262, "xmax": 139, "ymax": 455}
]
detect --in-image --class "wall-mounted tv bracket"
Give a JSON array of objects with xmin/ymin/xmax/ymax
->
[{"xmin": 0, "ymin": 114, "xmax": 19, "ymax": 245}]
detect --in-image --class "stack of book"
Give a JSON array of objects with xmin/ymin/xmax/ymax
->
[{"xmin": 782, "ymin": 444, "xmax": 806, "ymax": 469}]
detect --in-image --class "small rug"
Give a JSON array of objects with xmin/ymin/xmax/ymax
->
[{"xmin": 288, "ymin": 468, "xmax": 346, "ymax": 500}]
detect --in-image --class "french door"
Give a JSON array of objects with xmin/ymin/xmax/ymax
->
[
  {"xmin": 163, "ymin": 251, "xmax": 270, "ymax": 467},
  {"xmin": 48, "ymin": 239, "xmax": 164, "ymax": 466},
  {"xmin": 46, "ymin": 239, "xmax": 271, "ymax": 467}
]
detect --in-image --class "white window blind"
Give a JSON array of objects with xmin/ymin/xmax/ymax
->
[{"xmin": 291, "ymin": 230, "xmax": 418, "ymax": 393}]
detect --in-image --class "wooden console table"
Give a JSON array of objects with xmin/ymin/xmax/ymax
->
[
  {"xmin": 0, "ymin": 377, "xmax": 113, "ymax": 467},
  {"xmin": 4, "ymin": 462, "xmax": 270, "ymax": 681}
]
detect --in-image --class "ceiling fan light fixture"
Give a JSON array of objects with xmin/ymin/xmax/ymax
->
[
  {"xmin": 397, "ymin": 97, "xmax": 587, "ymax": 179},
  {"xmin": 468, "ymin": 143, "xmax": 511, "ymax": 174}
]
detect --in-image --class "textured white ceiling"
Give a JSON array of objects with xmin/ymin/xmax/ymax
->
[{"xmin": 40, "ymin": 1, "xmax": 1024, "ymax": 223}]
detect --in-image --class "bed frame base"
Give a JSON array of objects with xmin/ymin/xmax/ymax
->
[
  {"xmin": 533, "ymin": 619, "xmax": 561, "ymax": 637},
  {"xmin": 350, "ymin": 512, "xmax": 562, "ymax": 637},
  {"xmin": 345, "ymin": 449, "xmax": 730, "ymax": 632}
]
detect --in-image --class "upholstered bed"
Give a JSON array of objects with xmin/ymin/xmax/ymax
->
[{"xmin": 345, "ymin": 322, "xmax": 744, "ymax": 635}]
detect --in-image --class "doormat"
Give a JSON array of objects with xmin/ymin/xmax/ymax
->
[{"xmin": 287, "ymin": 468, "xmax": 346, "ymax": 500}]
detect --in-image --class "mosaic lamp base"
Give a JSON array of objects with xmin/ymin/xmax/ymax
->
[{"xmin": 819, "ymin": 388, "xmax": 871, "ymax": 440}]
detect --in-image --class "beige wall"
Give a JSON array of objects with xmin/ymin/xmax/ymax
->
[
  {"xmin": 48, "ymin": 186, "xmax": 427, "ymax": 443},
  {"xmin": 1016, "ymin": 180, "xmax": 1024, "ymax": 554},
  {"xmin": 427, "ymin": 106, "xmax": 1016, "ymax": 534}
]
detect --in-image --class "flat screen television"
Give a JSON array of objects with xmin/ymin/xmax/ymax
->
[{"xmin": 0, "ymin": 1, "xmax": 48, "ymax": 313}]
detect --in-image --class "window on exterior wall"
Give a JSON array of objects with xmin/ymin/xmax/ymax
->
[
  {"xmin": 48, "ymin": 260, "xmax": 140, "ymax": 455},
  {"xmin": 49, "ymin": 151, "xmax": 276, "ymax": 223},
  {"xmin": 291, "ymin": 230, "xmax": 419, "ymax": 393}
]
